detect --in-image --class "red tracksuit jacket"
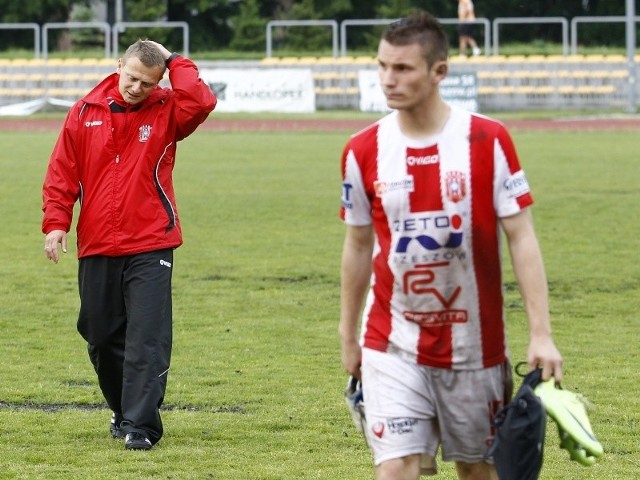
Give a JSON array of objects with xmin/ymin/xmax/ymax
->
[{"xmin": 42, "ymin": 56, "xmax": 216, "ymax": 258}]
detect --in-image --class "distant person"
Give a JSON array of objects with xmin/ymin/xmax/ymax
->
[
  {"xmin": 338, "ymin": 10, "xmax": 563, "ymax": 479},
  {"xmin": 42, "ymin": 39, "xmax": 216, "ymax": 450},
  {"xmin": 458, "ymin": 0, "xmax": 481, "ymax": 56}
]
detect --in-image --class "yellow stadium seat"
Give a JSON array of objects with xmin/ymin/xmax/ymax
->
[
  {"xmin": 278, "ymin": 57, "xmax": 300, "ymax": 65},
  {"xmin": 260, "ymin": 57, "xmax": 281, "ymax": 65},
  {"xmin": 354, "ymin": 56, "xmax": 376, "ymax": 65},
  {"xmin": 297, "ymin": 56, "xmax": 318, "ymax": 64}
]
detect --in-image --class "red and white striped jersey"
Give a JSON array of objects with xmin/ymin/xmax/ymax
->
[{"xmin": 340, "ymin": 106, "xmax": 533, "ymax": 370}]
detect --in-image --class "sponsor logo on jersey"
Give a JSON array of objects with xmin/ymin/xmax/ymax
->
[
  {"xmin": 404, "ymin": 309, "xmax": 467, "ymax": 326},
  {"xmin": 374, "ymin": 175, "xmax": 414, "ymax": 197},
  {"xmin": 139, "ymin": 124, "xmax": 152, "ymax": 143},
  {"xmin": 406, "ymin": 154, "xmax": 439, "ymax": 166},
  {"xmin": 84, "ymin": 120, "xmax": 103, "ymax": 127},
  {"xmin": 406, "ymin": 145, "xmax": 439, "ymax": 168},
  {"xmin": 394, "ymin": 214, "xmax": 464, "ymax": 252},
  {"xmin": 341, "ymin": 182, "xmax": 353, "ymax": 209},
  {"xmin": 402, "ymin": 261, "xmax": 468, "ymax": 326},
  {"xmin": 503, "ymin": 170, "xmax": 530, "ymax": 198}
]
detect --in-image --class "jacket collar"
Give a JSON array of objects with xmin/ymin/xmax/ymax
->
[{"xmin": 82, "ymin": 72, "xmax": 168, "ymax": 108}]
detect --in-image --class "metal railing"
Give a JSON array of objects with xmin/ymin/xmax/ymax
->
[
  {"xmin": 266, "ymin": 20, "xmax": 339, "ymax": 58},
  {"xmin": 440, "ymin": 18, "xmax": 491, "ymax": 57},
  {"xmin": 492, "ymin": 17, "xmax": 569, "ymax": 56},
  {"xmin": 42, "ymin": 22, "xmax": 111, "ymax": 59},
  {"xmin": 112, "ymin": 21, "xmax": 189, "ymax": 58},
  {"xmin": 339, "ymin": 18, "xmax": 395, "ymax": 58},
  {"xmin": 339, "ymin": 18, "xmax": 491, "ymax": 58},
  {"xmin": 570, "ymin": 15, "xmax": 640, "ymax": 55},
  {"xmin": 38, "ymin": 21, "xmax": 190, "ymax": 59},
  {"xmin": 0, "ymin": 23, "xmax": 40, "ymax": 58}
]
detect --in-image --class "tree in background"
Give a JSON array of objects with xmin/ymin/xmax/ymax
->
[
  {"xmin": 167, "ymin": 0, "xmax": 237, "ymax": 51},
  {"xmin": 118, "ymin": 0, "xmax": 170, "ymax": 49},
  {"xmin": 230, "ymin": 0, "xmax": 266, "ymax": 52},
  {"xmin": 69, "ymin": 3, "xmax": 107, "ymax": 51},
  {"xmin": 0, "ymin": 0, "xmax": 636, "ymax": 55},
  {"xmin": 263, "ymin": 0, "xmax": 353, "ymax": 54},
  {"xmin": 0, "ymin": 0, "xmax": 71, "ymax": 53}
]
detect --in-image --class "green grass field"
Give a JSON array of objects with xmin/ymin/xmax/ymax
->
[{"xmin": 0, "ymin": 122, "xmax": 638, "ymax": 479}]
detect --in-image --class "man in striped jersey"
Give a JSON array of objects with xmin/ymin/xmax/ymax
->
[{"xmin": 339, "ymin": 10, "xmax": 563, "ymax": 480}]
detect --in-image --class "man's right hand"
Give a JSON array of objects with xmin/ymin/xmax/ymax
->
[{"xmin": 44, "ymin": 230, "xmax": 67, "ymax": 263}]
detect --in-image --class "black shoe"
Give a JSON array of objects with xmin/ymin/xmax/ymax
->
[
  {"xmin": 110, "ymin": 413, "xmax": 125, "ymax": 439},
  {"xmin": 125, "ymin": 432, "xmax": 153, "ymax": 450}
]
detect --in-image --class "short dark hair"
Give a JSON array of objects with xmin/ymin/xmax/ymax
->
[
  {"xmin": 382, "ymin": 10, "xmax": 449, "ymax": 67},
  {"xmin": 122, "ymin": 40, "xmax": 165, "ymax": 70}
]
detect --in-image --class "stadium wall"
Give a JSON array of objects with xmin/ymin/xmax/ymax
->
[{"xmin": 0, "ymin": 55, "xmax": 635, "ymax": 114}]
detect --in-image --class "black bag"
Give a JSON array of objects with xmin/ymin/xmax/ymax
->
[{"xmin": 486, "ymin": 365, "xmax": 546, "ymax": 480}]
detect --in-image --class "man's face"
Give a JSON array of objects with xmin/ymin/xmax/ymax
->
[
  {"xmin": 116, "ymin": 56, "xmax": 164, "ymax": 105},
  {"xmin": 377, "ymin": 39, "xmax": 445, "ymax": 111}
]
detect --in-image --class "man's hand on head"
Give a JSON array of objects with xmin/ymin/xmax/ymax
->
[{"xmin": 144, "ymin": 40, "xmax": 171, "ymax": 60}]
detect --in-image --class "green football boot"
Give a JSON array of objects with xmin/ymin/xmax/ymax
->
[{"xmin": 534, "ymin": 379, "xmax": 603, "ymax": 465}]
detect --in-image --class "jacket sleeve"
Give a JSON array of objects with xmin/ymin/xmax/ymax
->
[
  {"xmin": 41, "ymin": 106, "xmax": 81, "ymax": 234},
  {"xmin": 167, "ymin": 56, "xmax": 217, "ymax": 141}
]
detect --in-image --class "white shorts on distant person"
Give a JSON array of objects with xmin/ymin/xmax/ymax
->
[{"xmin": 361, "ymin": 347, "xmax": 511, "ymax": 466}]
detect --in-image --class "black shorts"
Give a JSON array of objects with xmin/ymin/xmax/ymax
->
[{"xmin": 458, "ymin": 23, "xmax": 475, "ymax": 37}]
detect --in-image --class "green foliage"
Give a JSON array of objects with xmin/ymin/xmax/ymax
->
[
  {"xmin": 270, "ymin": 0, "xmax": 364, "ymax": 52},
  {"xmin": 117, "ymin": 0, "xmax": 171, "ymax": 49},
  {"xmin": 0, "ymin": 0, "xmax": 637, "ymax": 55},
  {"xmin": 229, "ymin": 0, "xmax": 267, "ymax": 52},
  {"xmin": 375, "ymin": 0, "xmax": 417, "ymax": 19},
  {"xmin": 167, "ymin": 0, "xmax": 238, "ymax": 50},
  {"xmin": 69, "ymin": 4, "xmax": 106, "ymax": 49},
  {"xmin": 0, "ymin": 0, "xmax": 71, "ymax": 52},
  {"xmin": 0, "ymin": 117, "xmax": 639, "ymax": 478}
]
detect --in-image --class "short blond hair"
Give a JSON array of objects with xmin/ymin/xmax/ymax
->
[{"xmin": 122, "ymin": 40, "xmax": 165, "ymax": 70}]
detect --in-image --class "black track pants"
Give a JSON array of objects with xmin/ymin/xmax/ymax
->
[{"xmin": 77, "ymin": 249, "xmax": 174, "ymax": 445}]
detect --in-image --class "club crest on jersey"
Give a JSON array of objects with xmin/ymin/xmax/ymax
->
[
  {"xmin": 138, "ymin": 124, "xmax": 152, "ymax": 142},
  {"xmin": 445, "ymin": 171, "xmax": 466, "ymax": 203}
]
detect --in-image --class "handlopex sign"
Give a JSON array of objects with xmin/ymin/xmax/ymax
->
[{"xmin": 199, "ymin": 68, "xmax": 316, "ymax": 113}]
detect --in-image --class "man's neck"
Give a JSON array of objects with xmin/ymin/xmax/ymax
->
[{"xmin": 397, "ymin": 98, "xmax": 451, "ymax": 140}]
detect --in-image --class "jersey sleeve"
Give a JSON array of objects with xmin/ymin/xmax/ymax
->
[
  {"xmin": 41, "ymin": 104, "xmax": 82, "ymax": 234},
  {"xmin": 340, "ymin": 142, "xmax": 372, "ymax": 226},
  {"xmin": 167, "ymin": 56, "xmax": 217, "ymax": 141},
  {"xmin": 493, "ymin": 123, "xmax": 534, "ymax": 217}
]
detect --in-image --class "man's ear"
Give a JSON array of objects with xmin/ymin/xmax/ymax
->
[
  {"xmin": 435, "ymin": 61, "xmax": 448, "ymax": 77},
  {"xmin": 432, "ymin": 60, "xmax": 448, "ymax": 83},
  {"xmin": 116, "ymin": 58, "xmax": 122, "ymax": 74}
]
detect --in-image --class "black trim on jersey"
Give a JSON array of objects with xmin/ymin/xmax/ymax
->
[{"xmin": 109, "ymin": 101, "xmax": 143, "ymax": 113}]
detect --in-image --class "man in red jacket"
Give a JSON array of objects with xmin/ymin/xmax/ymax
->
[{"xmin": 42, "ymin": 40, "xmax": 216, "ymax": 450}]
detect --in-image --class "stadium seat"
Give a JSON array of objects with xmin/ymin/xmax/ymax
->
[
  {"xmin": 260, "ymin": 57, "xmax": 281, "ymax": 65},
  {"xmin": 278, "ymin": 57, "xmax": 301, "ymax": 64},
  {"xmin": 297, "ymin": 56, "xmax": 318, "ymax": 64},
  {"xmin": 354, "ymin": 56, "xmax": 376, "ymax": 65},
  {"xmin": 335, "ymin": 56, "xmax": 356, "ymax": 64}
]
